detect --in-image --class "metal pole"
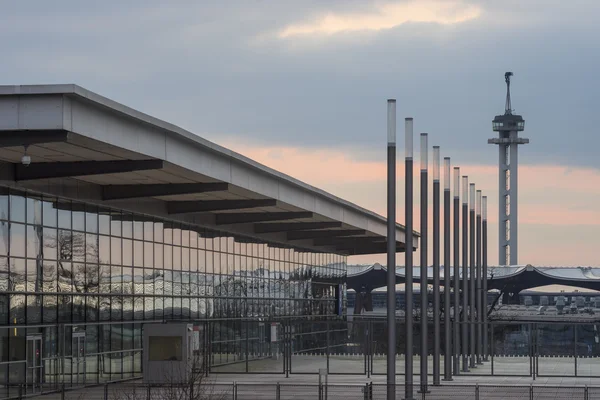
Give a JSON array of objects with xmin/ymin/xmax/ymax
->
[
  {"xmin": 469, "ymin": 183, "xmax": 476, "ymax": 369},
  {"xmin": 453, "ymin": 167, "xmax": 460, "ymax": 376},
  {"xmin": 432, "ymin": 146, "xmax": 441, "ymax": 385},
  {"xmin": 443, "ymin": 158, "xmax": 452, "ymax": 381},
  {"xmin": 476, "ymin": 190, "xmax": 483, "ymax": 365},
  {"xmin": 482, "ymin": 196, "xmax": 489, "ymax": 361},
  {"xmin": 420, "ymin": 133, "xmax": 429, "ymax": 394},
  {"xmin": 405, "ymin": 118, "xmax": 415, "ymax": 400},
  {"xmin": 386, "ymin": 99, "xmax": 397, "ymax": 400},
  {"xmin": 461, "ymin": 176, "xmax": 469, "ymax": 372}
]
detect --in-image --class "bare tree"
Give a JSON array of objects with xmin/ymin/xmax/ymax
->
[{"xmin": 110, "ymin": 356, "xmax": 228, "ymax": 400}]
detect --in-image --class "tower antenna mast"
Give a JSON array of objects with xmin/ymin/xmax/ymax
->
[{"xmin": 505, "ymin": 72, "xmax": 513, "ymax": 115}]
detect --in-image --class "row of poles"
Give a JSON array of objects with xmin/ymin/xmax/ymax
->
[{"xmin": 386, "ymin": 100, "xmax": 489, "ymax": 400}]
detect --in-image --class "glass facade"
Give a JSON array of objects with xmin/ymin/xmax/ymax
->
[{"xmin": 0, "ymin": 186, "xmax": 347, "ymax": 391}]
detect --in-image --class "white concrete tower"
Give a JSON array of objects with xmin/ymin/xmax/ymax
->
[{"xmin": 488, "ymin": 72, "xmax": 529, "ymax": 266}]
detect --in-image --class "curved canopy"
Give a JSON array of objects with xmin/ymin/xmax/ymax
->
[{"xmin": 347, "ymin": 264, "xmax": 600, "ymax": 292}]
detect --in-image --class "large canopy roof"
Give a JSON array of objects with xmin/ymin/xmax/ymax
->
[
  {"xmin": 0, "ymin": 84, "xmax": 419, "ymax": 255},
  {"xmin": 347, "ymin": 264, "xmax": 600, "ymax": 292}
]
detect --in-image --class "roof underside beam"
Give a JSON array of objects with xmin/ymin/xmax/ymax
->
[
  {"xmin": 287, "ymin": 229, "xmax": 366, "ymax": 241},
  {"xmin": 313, "ymin": 236, "xmax": 385, "ymax": 247},
  {"xmin": 15, "ymin": 159, "xmax": 164, "ymax": 181},
  {"xmin": 216, "ymin": 211, "xmax": 313, "ymax": 225},
  {"xmin": 0, "ymin": 129, "xmax": 69, "ymax": 148},
  {"xmin": 102, "ymin": 182, "xmax": 229, "ymax": 200},
  {"xmin": 167, "ymin": 199, "xmax": 276, "ymax": 214},
  {"xmin": 338, "ymin": 242, "xmax": 406, "ymax": 255},
  {"xmin": 254, "ymin": 221, "xmax": 342, "ymax": 234}
]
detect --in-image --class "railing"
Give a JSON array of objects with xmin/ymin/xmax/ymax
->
[{"xmin": 1, "ymin": 382, "xmax": 597, "ymax": 400}]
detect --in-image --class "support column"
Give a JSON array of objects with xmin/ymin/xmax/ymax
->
[
  {"xmin": 453, "ymin": 168, "xmax": 461, "ymax": 376},
  {"xmin": 443, "ymin": 158, "xmax": 452, "ymax": 381},
  {"xmin": 476, "ymin": 190, "xmax": 483, "ymax": 365},
  {"xmin": 469, "ymin": 183, "xmax": 476, "ymax": 369},
  {"xmin": 461, "ymin": 176, "xmax": 469, "ymax": 373},
  {"xmin": 386, "ymin": 99, "xmax": 397, "ymax": 400},
  {"xmin": 404, "ymin": 118, "xmax": 415, "ymax": 400},
  {"xmin": 419, "ymin": 133, "xmax": 429, "ymax": 393},
  {"xmin": 482, "ymin": 196, "xmax": 489, "ymax": 361},
  {"xmin": 432, "ymin": 146, "xmax": 441, "ymax": 386}
]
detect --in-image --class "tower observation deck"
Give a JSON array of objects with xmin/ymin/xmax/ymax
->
[{"xmin": 489, "ymin": 72, "xmax": 529, "ymax": 266}]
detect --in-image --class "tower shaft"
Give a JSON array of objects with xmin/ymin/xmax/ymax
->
[
  {"xmin": 497, "ymin": 135, "xmax": 520, "ymax": 265},
  {"xmin": 490, "ymin": 72, "xmax": 528, "ymax": 266}
]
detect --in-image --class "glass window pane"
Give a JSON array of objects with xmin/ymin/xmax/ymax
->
[
  {"xmin": 0, "ymin": 220, "xmax": 8, "ymax": 256},
  {"xmin": 43, "ymin": 228, "xmax": 57, "ymax": 260},
  {"xmin": 72, "ymin": 232, "xmax": 85, "ymax": 262},
  {"xmin": 10, "ymin": 193, "xmax": 25, "ymax": 223},
  {"xmin": 57, "ymin": 229, "xmax": 72, "ymax": 261},
  {"xmin": 123, "ymin": 238, "xmax": 133, "ymax": 266},
  {"xmin": 86, "ymin": 234, "xmax": 99, "ymax": 263},
  {"xmin": 10, "ymin": 258, "xmax": 25, "ymax": 291},
  {"xmin": 99, "ymin": 208, "xmax": 111, "ymax": 235},
  {"xmin": 26, "ymin": 195, "xmax": 42, "ymax": 225},
  {"xmin": 122, "ymin": 214, "xmax": 133, "ymax": 238},
  {"xmin": 111, "ymin": 237, "xmax": 122, "ymax": 265},
  {"xmin": 144, "ymin": 242, "xmax": 153, "ymax": 268},
  {"xmin": 0, "ymin": 188, "xmax": 8, "ymax": 221},
  {"xmin": 10, "ymin": 222, "xmax": 25, "ymax": 257},
  {"xmin": 154, "ymin": 222, "xmax": 163, "ymax": 243},
  {"xmin": 144, "ymin": 221, "xmax": 153, "ymax": 241},
  {"xmin": 0, "ymin": 256, "xmax": 8, "ymax": 292},
  {"xmin": 26, "ymin": 225, "xmax": 42, "ymax": 259},
  {"xmin": 134, "ymin": 240, "xmax": 143, "ymax": 267},
  {"xmin": 111, "ymin": 213, "xmax": 121, "ymax": 237},
  {"xmin": 72, "ymin": 203, "xmax": 85, "ymax": 231},
  {"xmin": 133, "ymin": 219, "xmax": 143, "ymax": 240},
  {"xmin": 57, "ymin": 200, "xmax": 71, "ymax": 230},
  {"xmin": 86, "ymin": 205, "xmax": 98, "ymax": 233},
  {"xmin": 42, "ymin": 197, "xmax": 57, "ymax": 227}
]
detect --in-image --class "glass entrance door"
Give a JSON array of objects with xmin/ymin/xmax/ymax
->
[
  {"xmin": 72, "ymin": 332, "xmax": 86, "ymax": 386},
  {"xmin": 26, "ymin": 335, "xmax": 43, "ymax": 394}
]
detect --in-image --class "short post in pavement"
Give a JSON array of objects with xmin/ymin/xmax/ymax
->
[
  {"xmin": 386, "ymin": 99, "xmax": 397, "ymax": 400},
  {"xmin": 432, "ymin": 146, "xmax": 441, "ymax": 386}
]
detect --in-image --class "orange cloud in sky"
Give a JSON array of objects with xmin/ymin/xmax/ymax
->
[{"xmin": 222, "ymin": 141, "xmax": 600, "ymax": 266}]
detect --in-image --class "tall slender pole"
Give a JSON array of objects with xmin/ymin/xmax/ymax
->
[
  {"xmin": 405, "ymin": 118, "xmax": 415, "ymax": 400},
  {"xmin": 420, "ymin": 133, "xmax": 429, "ymax": 393},
  {"xmin": 443, "ymin": 157, "xmax": 452, "ymax": 381},
  {"xmin": 461, "ymin": 176, "xmax": 469, "ymax": 372},
  {"xmin": 482, "ymin": 196, "xmax": 489, "ymax": 361},
  {"xmin": 432, "ymin": 146, "xmax": 441, "ymax": 385},
  {"xmin": 476, "ymin": 190, "xmax": 483, "ymax": 365},
  {"xmin": 469, "ymin": 183, "xmax": 476, "ymax": 369},
  {"xmin": 453, "ymin": 167, "xmax": 460, "ymax": 376},
  {"xmin": 386, "ymin": 99, "xmax": 397, "ymax": 400}
]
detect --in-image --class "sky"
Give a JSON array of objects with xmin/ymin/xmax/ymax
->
[{"xmin": 2, "ymin": 0, "xmax": 600, "ymax": 268}]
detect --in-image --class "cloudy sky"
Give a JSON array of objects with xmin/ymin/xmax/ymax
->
[{"xmin": 2, "ymin": 0, "xmax": 600, "ymax": 268}]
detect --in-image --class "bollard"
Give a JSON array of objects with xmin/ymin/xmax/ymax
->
[
  {"xmin": 276, "ymin": 382, "xmax": 281, "ymax": 400},
  {"xmin": 61, "ymin": 383, "xmax": 65, "ymax": 400},
  {"xmin": 147, "ymin": 385, "xmax": 151, "ymax": 400},
  {"xmin": 529, "ymin": 384, "xmax": 533, "ymax": 400},
  {"xmin": 18, "ymin": 384, "xmax": 22, "ymax": 400},
  {"xmin": 475, "ymin": 383, "xmax": 479, "ymax": 400},
  {"xmin": 104, "ymin": 383, "xmax": 109, "ymax": 400},
  {"xmin": 233, "ymin": 381, "xmax": 238, "ymax": 400},
  {"xmin": 585, "ymin": 385, "xmax": 589, "ymax": 400}
]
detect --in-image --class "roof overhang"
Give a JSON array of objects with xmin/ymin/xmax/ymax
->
[{"xmin": 0, "ymin": 84, "xmax": 419, "ymax": 255}]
